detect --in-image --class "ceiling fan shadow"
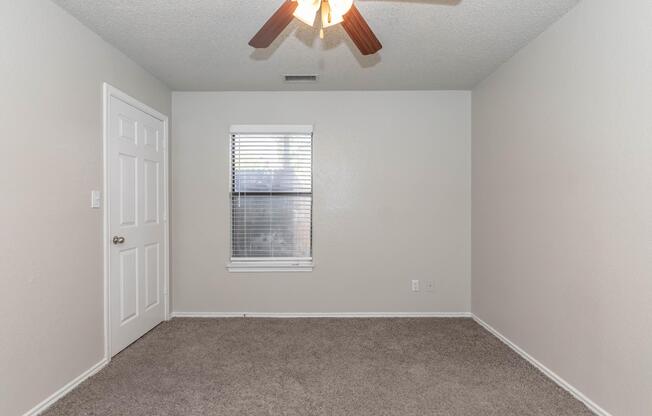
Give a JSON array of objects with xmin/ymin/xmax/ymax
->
[
  {"xmin": 319, "ymin": 26, "xmax": 349, "ymax": 50},
  {"xmin": 251, "ymin": 20, "xmax": 369, "ymax": 61},
  {"xmin": 294, "ymin": 22, "xmax": 320, "ymax": 48}
]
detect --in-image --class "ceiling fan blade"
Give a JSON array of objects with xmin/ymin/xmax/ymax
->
[
  {"xmin": 249, "ymin": 0, "xmax": 299, "ymax": 48},
  {"xmin": 341, "ymin": 4, "xmax": 382, "ymax": 55}
]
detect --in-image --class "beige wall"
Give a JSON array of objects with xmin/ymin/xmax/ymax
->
[
  {"xmin": 12, "ymin": 0, "xmax": 650, "ymax": 414},
  {"xmin": 171, "ymin": 91, "xmax": 471, "ymax": 314},
  {"xmin": 0, "ymin": 1, "xmax": 170, "ymax": 415},
  {"xmin": 472, "ymin": 0, "xmax": 652, "ymax": 415}
]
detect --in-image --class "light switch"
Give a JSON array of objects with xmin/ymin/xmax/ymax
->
[{"xmin": 91, "ymin": 190, "xmax": 101, "ymax": 209}]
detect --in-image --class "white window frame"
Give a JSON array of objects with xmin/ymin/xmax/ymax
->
[{"xmin": 227, "ymin": 125, "xmax": 314, "ymax": 273}]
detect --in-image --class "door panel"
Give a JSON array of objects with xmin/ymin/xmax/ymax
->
[
  {"xmin": 119, "ymin": 153, "xmax": 137, "ymax": 227},
  {"xmin": 119, "ymin": 248, "xmax": 139, "ymax": 323},
  {"xmin": 144, "ymin": 159, "xmax": 159, "ymax": 224},
  {"xmin": 144, "ymin": 124, "xmax": 159, "ymax": 151},
  {"xmin": 118, "ymin": 115, "xmax": 137, "ymax": 144},
  {"xmin": 144, "ymin": 242, "xmax": 160, "ymax": 310},
  {"xmin": 109, "ymin": 95, "xmax": 165, "ymax": 356}
]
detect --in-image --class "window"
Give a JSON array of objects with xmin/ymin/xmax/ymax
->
[{"xmin": 228, "ymin": 126, "xmax": 313, "ymax": 272}]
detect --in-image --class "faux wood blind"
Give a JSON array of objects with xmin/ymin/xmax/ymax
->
[{"xmin": 230, "ymin": 133, "xmax": 313, "ymax": 260}]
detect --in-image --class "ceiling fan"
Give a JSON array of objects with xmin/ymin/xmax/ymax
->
[{"xmin": 249, "ymin": 0, "xmax": 383, "ymax": 55}]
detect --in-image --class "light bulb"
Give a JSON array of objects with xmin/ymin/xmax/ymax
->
[
  {"xmin": 293, "ymin": 0, "xmax": 321, "ymax": 27},
  {"xmin": 328, "ymin": 0, "xmax": 353, "ymax": 17},
  {"xmin": 321, "ymin": 0, "xmax": 353, "ymax": 28}
]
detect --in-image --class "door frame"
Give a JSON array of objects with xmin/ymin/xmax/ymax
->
[{"xmin": 102, "ymin": 83, "xmax": 170, "ymax": 360}]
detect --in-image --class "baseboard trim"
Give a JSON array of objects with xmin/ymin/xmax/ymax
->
[
  {"xmin": 471, "ymin": 314, "xmax": 612, "ymax": 416},
  {"xmin": 26, "ymin": 314, "xmax": 608, "ymax": 416},
  {"xmin": 23, "ymin": 358, "xmax": 109, "ymax": 416},
  {"xmin": 171, "ymin": 311, "xmax": 472, "ymax": 319}
]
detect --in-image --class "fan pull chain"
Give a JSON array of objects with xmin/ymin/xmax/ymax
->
[{"xmin": 320, "ymin": 0, "xmax": 328, "ymax": 39}]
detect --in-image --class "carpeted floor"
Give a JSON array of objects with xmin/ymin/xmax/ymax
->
[{"xmin": 43, "ymin": 318, "xmax": 593, "ymax": 416}]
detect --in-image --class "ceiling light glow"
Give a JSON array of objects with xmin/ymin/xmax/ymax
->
[
  {"xmin": 293, "ymin": 0, "xmax": 321, "ymax": 26},
  {"xmin": 293, "ymin": 0, "xmax": 354, "ymax": 28}
]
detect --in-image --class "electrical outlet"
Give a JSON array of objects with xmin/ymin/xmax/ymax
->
[
  {"xmin": 411, "ymin": 280, "xmax": 420, "ymax": 292},
  {"xmin": 424, "ymin": 280, "xmax": 435, "ymax": 292}
]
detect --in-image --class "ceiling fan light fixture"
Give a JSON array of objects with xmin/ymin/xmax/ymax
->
[
  {"xmin": 327, "ymin": 0, "xmax": 353, "ymax": 19},
  {"xmin": 293, "ymin": 0, "xmax": 320, "ymax": 26},
  {"xmin": 294, "ymin": 0, "xmax": 354, "ymax": 28},
  {"xmin": 320, "ymin": 1, "xmax": 341, "ymax": 28},
  {"xmin": 250, "ymin": 0, "xmax": 381, "ymax": 56}
]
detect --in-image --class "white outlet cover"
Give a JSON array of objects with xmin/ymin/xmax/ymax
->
[
  {"xmin": 411, "ymin": 280, "xmax": 420, "ymax": 292},
  {"xmin": 91, "ymin": 190, "xmax": 101, "ymax": 209},
  {"xmin": 424, "ymin": 280, "xmax": 435, "ymax": 292}
]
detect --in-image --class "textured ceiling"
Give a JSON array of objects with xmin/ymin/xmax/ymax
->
[{"xmin": 52, "ymin": 0, "xmax": 579, "ymax": 91}]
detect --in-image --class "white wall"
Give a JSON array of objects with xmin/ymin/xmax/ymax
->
[
  {"xmin": 472, "ymin": 0, "xmax": 652, "ymax": 415},
  {"xmin": 172, "ymin": 91, "xmax": 470, "ymax": 314},
  {"xmin": 0, "ymin": 1, "xmax": 170, "ymax": 415}
]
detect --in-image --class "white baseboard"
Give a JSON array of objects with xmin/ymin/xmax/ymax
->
[
  {"xmin": 171, "ymin": 311, "xmax": 472, "ymax": 319},
  {"xmin": 23, "ymin": 358, "xmax": 109, "ymax": 416},
  {"xmin": 471, "ymin": 314, "xmax": 612, "ymax": 416},
  {"xmin": 24, "ymin": 314, "xmax": 608, "ymax": 416}
]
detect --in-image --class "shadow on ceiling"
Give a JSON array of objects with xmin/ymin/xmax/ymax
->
[
  {"xmin": 249, "ymin": 20, "xmax": 380, "ymax": 68},
  {"xmin": 248, "ymin": 0, "xmax": 462, "ymax": 68}
]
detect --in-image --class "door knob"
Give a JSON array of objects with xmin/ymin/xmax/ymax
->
[{"xmin": 112, "ymin": 236, "xmax": 125, "ymax": 245}]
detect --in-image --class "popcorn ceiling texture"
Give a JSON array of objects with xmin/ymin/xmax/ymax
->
[{"xmin": 52, "ymin": 0, "xmax": 579, "ymax": 90}]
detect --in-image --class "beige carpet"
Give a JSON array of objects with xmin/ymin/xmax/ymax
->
[{"xmin": 43, "ymin": 318, "xmax": 593, "ymax": 416}]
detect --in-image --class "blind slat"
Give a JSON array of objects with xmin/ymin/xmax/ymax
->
[{"xmin": 230, "ymin": 133, "xmax": 313, "ymax": 259}]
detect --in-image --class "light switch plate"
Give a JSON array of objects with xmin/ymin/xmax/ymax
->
[{"xmin": 91, "ymin": 190, "xmax": 101, "ymax": 209}]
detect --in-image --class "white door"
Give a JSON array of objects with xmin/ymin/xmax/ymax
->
[{"xmin": 108, "ymin": 95, "xmax": 166, "ymax": 356}]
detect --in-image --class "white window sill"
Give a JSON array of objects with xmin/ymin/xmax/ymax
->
[{"xmin": 227, "ymin": 260, "xmax": 314, "ymax": 273}]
